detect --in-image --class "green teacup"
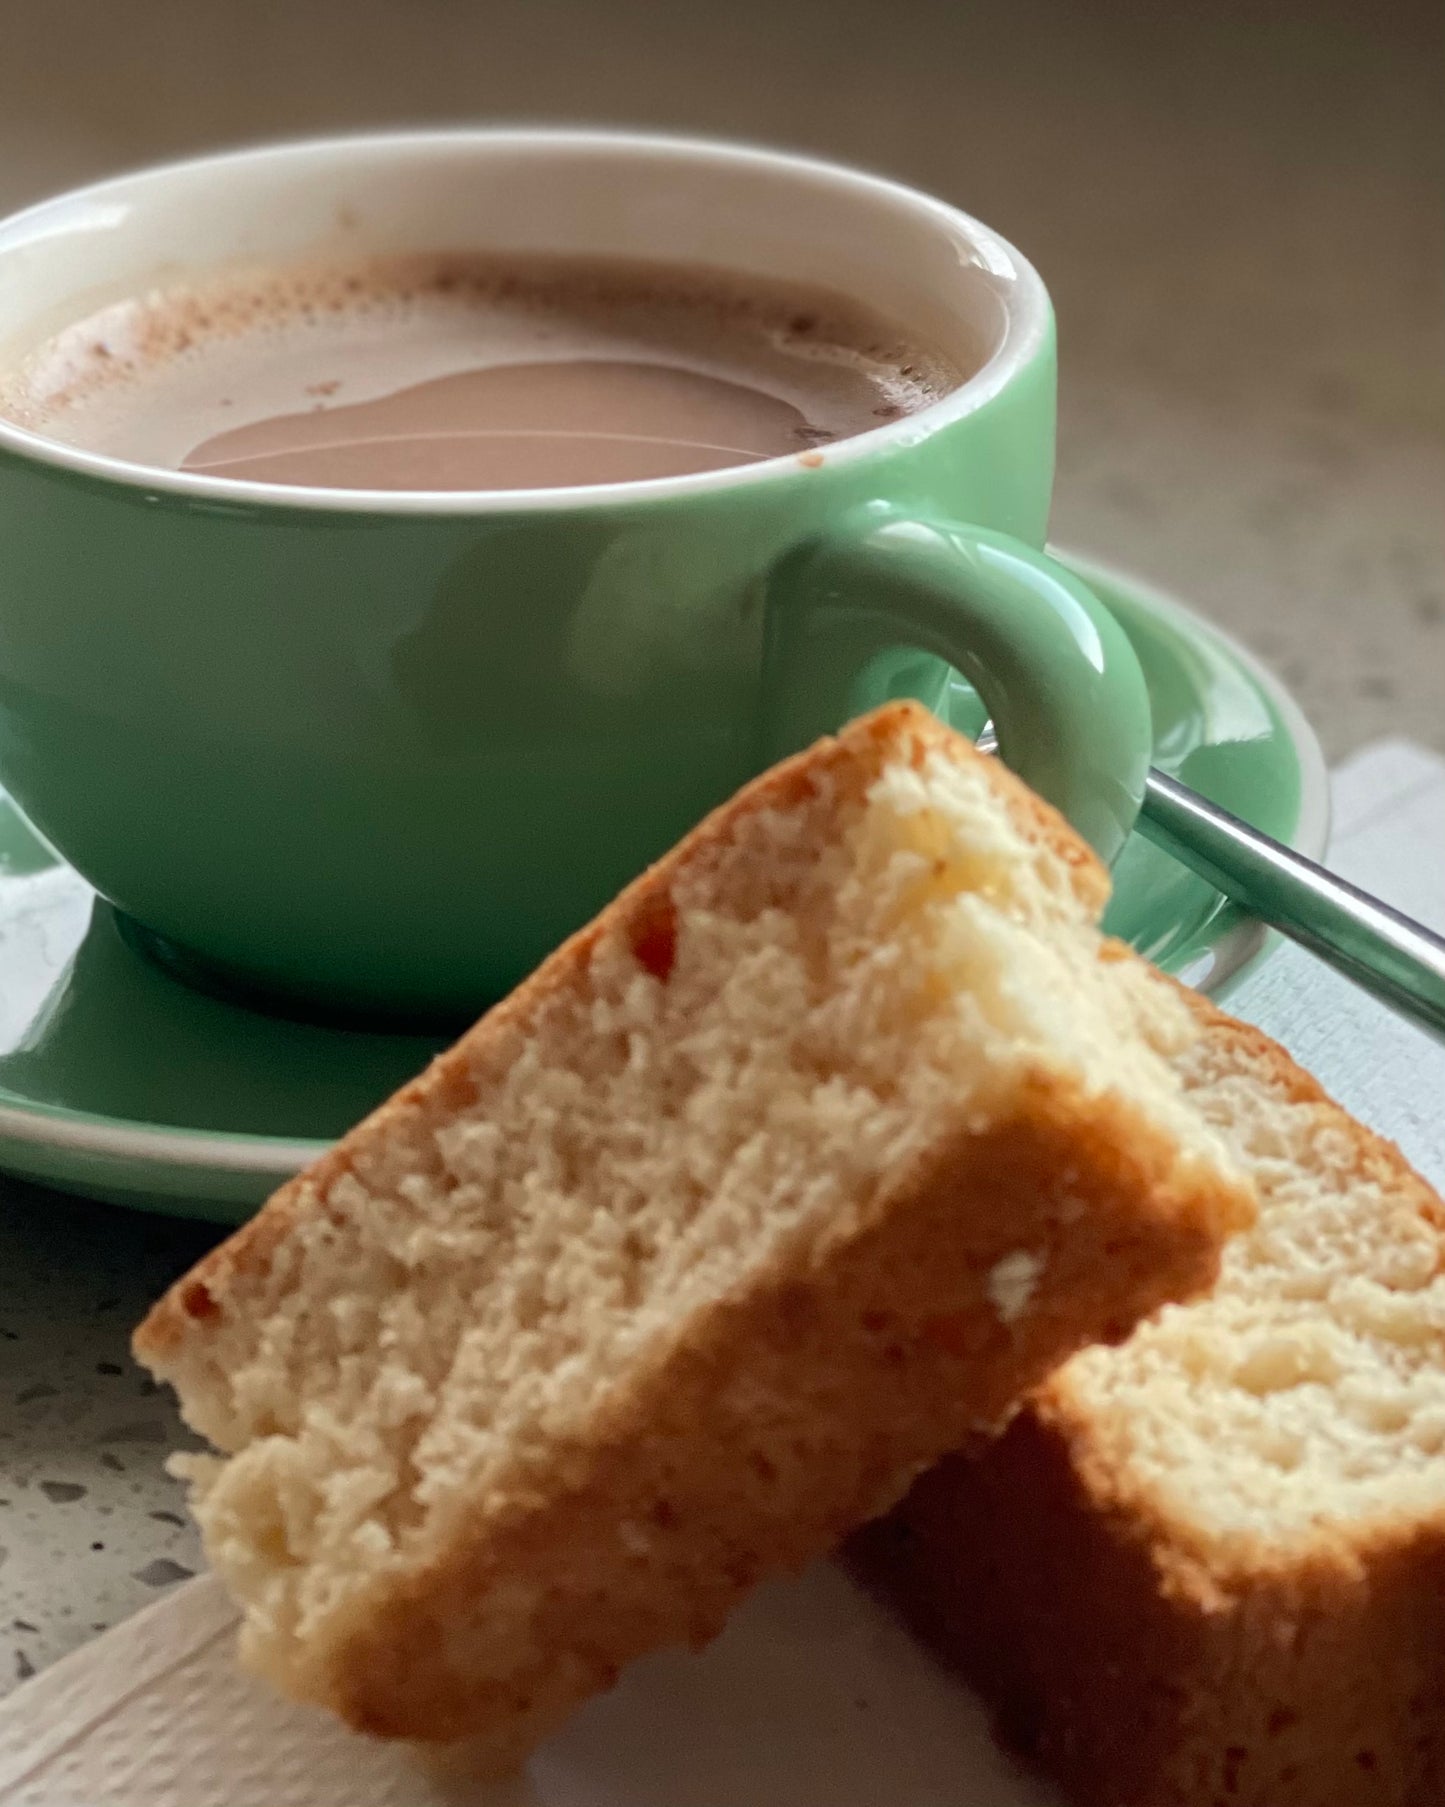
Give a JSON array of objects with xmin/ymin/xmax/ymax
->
[{"xmin": 0, "ymin": 130, "xmax": 1151, "ymax": 1020}]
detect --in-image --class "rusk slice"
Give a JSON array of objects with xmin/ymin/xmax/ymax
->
[
  {"xmin": 872, "ymin": 982, "xmax": 1445, "ymax": 1807},
  {"xmin": 135, "ymin": 703, "xmax": 1250, "ymax": 1758}
]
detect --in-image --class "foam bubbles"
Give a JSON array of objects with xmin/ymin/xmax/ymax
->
[{"xmin": 0, "ymin": 252, "xmax": 964, "ymax": 477}]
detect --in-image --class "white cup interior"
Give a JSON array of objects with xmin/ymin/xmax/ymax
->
[{"xmin": 0, "ymin": 129, "xmax": 1050, "ymax": 507}]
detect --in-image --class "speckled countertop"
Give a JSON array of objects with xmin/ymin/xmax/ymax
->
[
  {"xmin": 1, "ymin": 0, "xmax": 1441, "ymax": 1698},
  {"xmin": 1, "ymin": 1198, "xmax": 210, "ymax": 1687}
]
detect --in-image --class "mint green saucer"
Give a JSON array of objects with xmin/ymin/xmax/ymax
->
[{"xmin": 0, "ymin": 550, "xmax": 1326, "ymax": 1225}]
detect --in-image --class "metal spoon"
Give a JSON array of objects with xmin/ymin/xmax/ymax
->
[{"xmin": 977, "ymin": 729, "xmax": 1445, "ymax": 1039}]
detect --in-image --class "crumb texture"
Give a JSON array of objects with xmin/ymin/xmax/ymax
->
[
  {"xmin": 878, "ymin": 982, "xmax": 1445, "ymax": 1807},
  {"xmin": 1058, "ymin": 1011, "xmax": 1445, "ymax": 1547},
  {"xmin": 135, "ymin": 704, "xmax": 1246, "ymax": 1750}
]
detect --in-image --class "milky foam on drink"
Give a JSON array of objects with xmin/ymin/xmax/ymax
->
[{"xmin": 0, "ymin": 254, "xmax": 963, "ymax": 478}]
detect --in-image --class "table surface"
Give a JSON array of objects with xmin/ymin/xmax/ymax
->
[{"xmin": 0, "ymin": 0, "xmax": 1442, "ymax": 1702}]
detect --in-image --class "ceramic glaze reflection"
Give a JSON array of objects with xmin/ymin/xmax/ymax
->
[
  {"xmin": 0, "ymin": 560, "xmax": 1320, "ymax": 1220},
  {"xmin": 0, "ymin": 788, "xmax": 443, "ymax": 1152}
]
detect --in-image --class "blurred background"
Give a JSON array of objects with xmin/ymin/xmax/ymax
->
[{"xmin": 1, "ymin": 0, "xmax": 1440, "ymax": 754}]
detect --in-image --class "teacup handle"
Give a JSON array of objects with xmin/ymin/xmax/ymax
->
[{"xmin": 764, "ymin": 510, "xmax": 1152, "ymax": 863}]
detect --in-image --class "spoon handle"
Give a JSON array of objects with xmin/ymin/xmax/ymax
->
[{"xmin": 1137, "ymin": 768, "xmax": 1445, "ymax": 1039}]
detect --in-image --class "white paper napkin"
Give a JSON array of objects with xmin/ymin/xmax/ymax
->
[
  {"xmin": 0, "ymin": 1563, "xmax": 1057, "ymax": 1807},
  {"xmin": 4, "ymin": 737, "xmax": 1443, "ymax": 1807}
]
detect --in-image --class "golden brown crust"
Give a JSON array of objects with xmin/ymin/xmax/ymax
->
[
  {"xmin": 135, "ymin": 702, "xmax": 1105, "ymax": 1372},
  {"xmin": 132, "ymin": 701, "xmax": 1247, "ymax": 1755},
  {"xmin": 865, "ymin": 986, "xmax": 1445, "ymax": 1807},
  {"xmin": 277, "ymin": 1075, "xmax": 1240, "ymax": 1747}
]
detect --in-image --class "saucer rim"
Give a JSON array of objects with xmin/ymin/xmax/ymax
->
[
  {"xmin": 0, "ymin": 545, "xmax": 1330, "ymax": 1184},
  {"xmin": 1069, "ymin": 547, "xmax": 1330, "ymax": 996}
]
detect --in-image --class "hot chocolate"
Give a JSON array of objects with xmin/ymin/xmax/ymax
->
[{"xmin": 2, "ymin": 253, "xmax": 963, "ymax": 491}]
